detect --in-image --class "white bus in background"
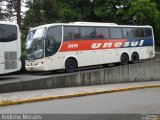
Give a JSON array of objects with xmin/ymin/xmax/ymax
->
[
  {"xmin": 0, "ymin": 21, "xmax": 21, "ymax": 74},
  {"xmin": 25, "ymin": 22, "xmax": 155, "ymax": 72}
]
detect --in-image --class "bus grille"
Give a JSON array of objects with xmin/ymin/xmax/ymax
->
[{"xmin": 4, "ymin": 52, "xmax": 17, "ymax": 70}]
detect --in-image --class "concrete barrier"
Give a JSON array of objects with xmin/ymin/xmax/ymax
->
[{"xmin": 0, "ymin": 60, "xmax": 160, "ymax": 93}]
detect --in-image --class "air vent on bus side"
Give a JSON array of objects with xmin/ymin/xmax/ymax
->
[{"xmin": 4, "ymin": 51, "xmax": 17, "ymax": 70}]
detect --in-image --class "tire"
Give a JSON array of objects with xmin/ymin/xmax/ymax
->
[
  {"xmin": 120, "ymin": 53, "xmax": 129, "ymax": 65},
  {"xmin": 65, "ymin": 58, "xmax": 77, "ymax": 72},
  {"xmin": 131, "ymin": 52, "xmax": 139, "ymax": 64}
]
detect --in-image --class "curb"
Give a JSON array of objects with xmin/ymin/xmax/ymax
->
[{"xmin": 0, "ymin": 84, "xmax": 160, "ymax": 107}]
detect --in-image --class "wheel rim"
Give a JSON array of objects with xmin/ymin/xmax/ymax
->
[
  {"xmin": 67, "ymin": 60, "xmax": 75, "ymax": 70},
  {"xmin": 121, "ymin": 54, "xmax": 128, "ymax": 65},
  {"xmin": 65, "ymin": 59, "xmax": 77, "ymax": 72}
]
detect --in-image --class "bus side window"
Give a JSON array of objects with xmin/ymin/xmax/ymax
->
[
  {"xmin": 80, "ymin": 27, "xmax": 96, "ymax": 39},
  {"xmin": 145, "ymin": 28, "xmax": 152, "ymax": 37},
  {"xmin": 64, "ymin": 27, "xmax": 80, "ymax": 41},
  {"xmin": 110, "ymin": 28, "xmax": 122, "ymax": 39},
  {"xmin": 46, "ymin": 26, "xmax": 62, "ymax": 57},
  {"xmin": 123, "ymin": 28, "xmax": 134, "ymax": 38},
  {"xmin": 96, "ymin": 28, "xmax": 110, "ymax": 39},
  {"xmin": 135, "ymin": 28, "xmax": 144, "ymax": 37}
]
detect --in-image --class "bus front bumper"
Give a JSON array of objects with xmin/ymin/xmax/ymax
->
[{"xmin": 25, "ymin": 66, "xmax": 45, "ymax": 71}]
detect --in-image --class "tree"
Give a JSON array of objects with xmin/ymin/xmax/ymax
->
[
  {"xmin": 92, "ymin": 0, "xmax": 134, "ymax": 23},
  {"xmin": 125, "ymin": 0, "xmax": 159, "ymax": 25},
  {"xmin": 0, "ymin": 1, "xmax": 7, "ymax": 20},
  {"xmin": 59, "ymin": 0, "xmax": 93, "ymax": 22},
  {"xmin": 23, "ymin": 0, "xmax": 44, "ymax": 28},
  {"xmin": 0, "ymin": 0, "xmax": 29, "ymax": 28},
  {"xmin": 151, "ymin": 0, "xmax": 160, "ymax": 10},
  {"xmin": 7, "ymin": 0, "xmax": 21, "ymax": 27},
  {"xmin": 126, "ymin": 0, "xmax": 160, "ymax": 44},
  {"xmin": 23, "ymin": 0, "xmax": 93, "ymax": 27}
]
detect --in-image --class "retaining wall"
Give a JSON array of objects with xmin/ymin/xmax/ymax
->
[{"xmin": 0, "ymin": 60, "xmax": 160, "ymax": 93}]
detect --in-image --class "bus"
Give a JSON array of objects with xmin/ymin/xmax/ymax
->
[
  {"xmin": 25, "ymin": 22, "xmax": 155, "ymax": 72},
  {"xmin": 0, "ymin": 21, "xmax": 21, "ymax": 74}
]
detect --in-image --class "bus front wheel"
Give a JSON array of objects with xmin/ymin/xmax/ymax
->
[{"xmin": 65, "ymin": 58, "xmax": 78, "ymax": 72}]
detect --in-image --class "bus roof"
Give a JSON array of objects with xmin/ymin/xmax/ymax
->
[
  {"xmin": 0, "ymin": 21, "xmax": 18, "ymax": 26},
  {"xmin": 29, "ymin": 22, "xmax": 152, "ymax": 31},
  {"xmin": 70, "ymin": 22, "xmax": 117, "ymax": 26}
]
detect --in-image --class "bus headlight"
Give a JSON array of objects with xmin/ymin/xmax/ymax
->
[{"xmin": 37, "ymin": 61, "xmax": 44, "ymax": 66}]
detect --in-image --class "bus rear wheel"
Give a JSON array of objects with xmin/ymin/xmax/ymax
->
[
  {"xmin": 131, "ymin": 52, "xmax": 139, "ymax": 64},
  {"xmin": 65, "ymin": 58, "xmax": 78, "ymax": 72},
  {"xmin": 120, "ymin": 53, "xmax": 129, "ymax": 65}
]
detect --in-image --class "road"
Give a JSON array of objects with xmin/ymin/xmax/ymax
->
[
  {"xmin": 156, "ymin": 52, "xmax": 160, "ymax": 59},
  {"xmin": 0, "ymin": 88, "xmax": 160, "ymax": 114}
]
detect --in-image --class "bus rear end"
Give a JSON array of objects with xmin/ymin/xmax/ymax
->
[{"xmin": 0, "ymin": 22, "xmax": 21, "ymax": 74}]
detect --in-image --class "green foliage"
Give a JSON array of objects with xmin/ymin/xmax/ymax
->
[
  {"xmin": 127, "ymin": 0, "xmax": 159, "ymax": 24},
  {"xmin": 126, "ymin": 0, "xmax": 160, "ymax": 44},
  {"xmin": 92, "ymin": 0, "xmax": 134, "ymax": 23},
  {"xmin": 23, "ymin": 0, "xmax": 93, "ymax": 26}
]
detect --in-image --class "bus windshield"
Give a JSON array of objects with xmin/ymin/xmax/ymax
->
[
  {"xmin": 27, "ymin": 38, "xmax": 44, "ymax": 60},
  {"xmin": 27, "ymin": 28, "xmax": 46, "ymax": 40},
  {"xmin": 26, "ymin": 26, "xmax": 62, "ymax": 60},
  {"xmin": 27, "ymin": 30, "xmax": 35, "ymax": 41},
  {"xmin": 26, "ymin": 28, "xmax": 46, "ymax": 49},
  {"xmin": 33, "ymin": 28, "xmax": 46, "ymax": 39}
]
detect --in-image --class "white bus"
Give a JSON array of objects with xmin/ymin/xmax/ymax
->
[
  {"xmin": 25, "ymin": 22, "xmax": 155, "ymax": 72},
  {"xmin": 0, "ymin": 21, "xmax": 21, "ymax": 74}
]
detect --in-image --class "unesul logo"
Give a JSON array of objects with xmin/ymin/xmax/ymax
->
[{"xmin": 91, "ymin": 40, "xmax": 144, "ymax": 49}]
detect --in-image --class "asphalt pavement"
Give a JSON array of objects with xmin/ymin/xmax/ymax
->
[
  {"xmin": 0, "ymin": 81, "xmax": 160, "ymax": 107},
  {"xmin": 0, "ymin": 87, "xmax": 160, "ymax": 114}
]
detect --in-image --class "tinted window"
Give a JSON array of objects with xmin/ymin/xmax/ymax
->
[
  {"xmin": 45, "ymin": 26, "xmax": 62, "ymax": 57},
  {"xmin": 27, "ymin": 30, "xmax": 36, "ymax": 40},
  {"xmin": 96, "ymin": 28, "xmax": 110, "ymax": 39},
  {"xmin": 64, "ymin": 27, "xmax": 80, "ymax": 40},
  {"xmin": 81, "ymin": 27, "xmax": 96, "ymax": 39},
  {"xmin": 110, "ymin": 28, "xmax": 122, "ymax": 39},
  {"xmin": 0, "ymin": 24, "xmax": 17, "ymax": 42},
  {"xmin": 145, "ymin": 28, "xmax": 152, "ymax": 37},
  {"xmin": 135, "ymin": 28, "xmax": 144, "ymax": 37},
  {"xmin": 123, "ymin": 28, "xmax": 145, "ymax": 38},
  {"xmin": 33, "ymin": 28, "xmax": 46, "ymax": 39},
  {"xmin": 123, "ymin": 28, "xmax": 134, "ymax": 38}
]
